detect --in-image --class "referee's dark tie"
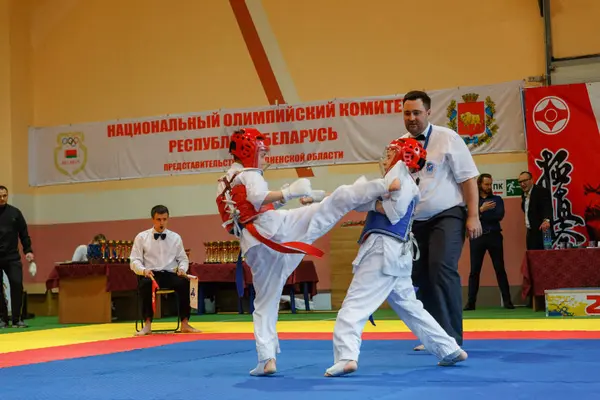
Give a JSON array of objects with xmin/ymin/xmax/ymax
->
[
  {"xmin": 154, "ymin": 233, "xmax": 166, "ymax": 240},
  {"xmin": 414, "ymin": 134, "xmax": 426, "ymax": 141}
]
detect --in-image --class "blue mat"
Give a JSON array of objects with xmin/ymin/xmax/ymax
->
[{"xmin": 1, "ymin": 340, "xmax": 599, "ymax": 400}]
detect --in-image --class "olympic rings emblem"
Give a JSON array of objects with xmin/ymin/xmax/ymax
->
[{"xmin": 62, "ymin": 137, "xmax": 80, "ymax": 147}]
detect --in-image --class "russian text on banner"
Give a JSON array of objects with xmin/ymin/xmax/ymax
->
[{"xmin": 29, "ymin": 80, "xmax": 525, "ymax": 186}]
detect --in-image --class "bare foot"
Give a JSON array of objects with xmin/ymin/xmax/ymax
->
[
  {"xmin": 388, "ymin": 178, "xmax": 401, "ymax": 192},
  {"xmin": 438, "ymin": 349, "xmax": 468, "ymax": 366},
  {"xmin": 249, "ymin": 358, "xmax": 277, "ymax": 376},
  {"xmin": 324, "ymin": 360, "xmax": 358, "ymax": 377},
  {"xmin": 135, "ymin": 323, "xmax": 152, "ymax": 336},
  {"xmin": 264, "ymin": 358, "xmax": 276, "ymax": 374},
  {"xmin": 180, "ymin": 321, "xmax": 201, "ymax": 333}
]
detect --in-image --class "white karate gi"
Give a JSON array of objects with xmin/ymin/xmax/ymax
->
[
  {"xmin": 329, "ymin": 161, "xmax": 462, "ymax": 373},
  {"xmin": 218, "ymin": 162, "xmax": 395, "ymax": 372}
]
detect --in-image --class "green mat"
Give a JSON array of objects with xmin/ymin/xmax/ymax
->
[{"xmin": 0, "ymin": 307, "xmax": 555, "ymax": 334}]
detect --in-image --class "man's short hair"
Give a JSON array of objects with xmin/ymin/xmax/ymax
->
[
  {"xmin": 93, "ymin": 234, "xmax": 106, "ymax": 242},
  {"xmin": 477, "ymin": 173, "xmax": 493, "ymax": 188},
  {"xmin": 402, "ymin": 90, "xmax": 431, "ymax": 110},
  {"xmin": 519, "ymin": 171, "xmax": 533, "ymax": 179},
  {"xmin": 0, "ymin": 185, "xmax": 8, "ymax": 192},
  {"xmin": 151, "ymin": 205, "xmax": 169, "ymax": 218}
]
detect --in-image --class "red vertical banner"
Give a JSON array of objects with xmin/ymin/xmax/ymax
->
[{"xmin": 524, "ymin": 83, "xmax": 600, "ymax": 246}]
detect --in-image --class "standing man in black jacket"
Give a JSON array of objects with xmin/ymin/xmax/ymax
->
[
  {"xmin": 518, "ymin": 172, "xmax": 552, "ymax": 250},
  {"xmin": 0, "ymin": 185, "xmax": 34, "ymax": 328},
  {"xmin": 464, "ymin": 174, "xmax": 513, "ymax": 311}
]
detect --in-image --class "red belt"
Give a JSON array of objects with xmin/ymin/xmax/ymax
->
[{"xmin": 245, "ymin": 223, "xmax": 324, "ymax": 258}]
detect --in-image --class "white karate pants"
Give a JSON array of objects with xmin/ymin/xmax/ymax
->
[
  {"xmin": 245, "ymin": 177, "xmax": 390, "ymax": 362},
  {"xmin": 332, "ymin": 238, "xmax": 461, "ymax": 363}
]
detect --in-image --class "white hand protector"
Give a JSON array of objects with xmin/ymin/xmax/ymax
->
[
  {"xmin": 273, "ymin": 184, "xmax": 289, "ymax": 209},
  {"xmin": 282, "ymin": 178, "xmax": 312, "ymax": 202},
  {"xmin": 308, "ymin": 190, "xmax": 326, "ymax": 203},
  {"xmin": 29, "ymin": 261, "xmax": 37, "ymax": 277}
]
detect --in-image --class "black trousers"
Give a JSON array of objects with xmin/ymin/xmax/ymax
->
[
  {"xmin": 0, "ymin": 259, "xmax": 24, "ymax": 323},
  {"xmin": 138, "ymin": 271, "xmax": 191, "ymax": 322},
  {"xmin": 526, "ymin": 228, "xmax": 544, "ymax": 250},
  {"xmin": 411, "ymin": 206, "xmax": 466, "ymax": 346},
  {"xmin": 467, "ymin": 231, "xmax": 511, "ymax": 305}
]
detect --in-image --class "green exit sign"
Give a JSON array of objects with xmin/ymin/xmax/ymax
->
[
  {"xmin": 506, "ymin": 179, "xmax": 523, "ymax": 197},
  {"xmin": 491, "ymin": 179, "xmax": 523, "ymax": 198}
]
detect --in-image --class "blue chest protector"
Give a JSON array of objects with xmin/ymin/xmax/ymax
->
[
  {"xmin": 358, "ymin": 198, "xmax": 419, "ymax": 327},
  {"xmin": 358, "ymin": 198, "xmax": 417, "ymax": 244}
]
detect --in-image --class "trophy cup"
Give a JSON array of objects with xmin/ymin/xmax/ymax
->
[
  {"xmin": 99, "ymin": 240, "xmax": 108, "ymax": 262},
  {"xmin": 225, "ymin": 241, "xmax": 233, "ymax": 263},
  {"xmin": 107, "ymin": 240, "xmax": 115, "ymax": 262},
  {"xmin": 115, "ymin": 240, "xmax": 122, "ymax": 262},
  {"xmin": 232, "ymin": 240, "xmax": 240, "ymax": 262},
  {"xmin": 127, "ymin": 240, "xmax": 133, "ymax": 261},
  {"xmin": 203, "ymin": 242, "xmax": 208, "ymax": 263},
  {"xmin": 216, "ymin": 241, "xmax": 224, "ymax": 263},
  {"xmin": 207, "ymin": 241, "xmax": 215, "ymax": 263}
]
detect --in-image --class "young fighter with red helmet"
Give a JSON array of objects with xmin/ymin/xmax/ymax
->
[
  {"xmin": 322, "ymin": 138, "xmax": 468, "ymax": 377},
  {"xmin": 216, "ymin": 128, "xmax": 401, "ymax": 376}
]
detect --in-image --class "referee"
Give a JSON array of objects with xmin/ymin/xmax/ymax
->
[
  {"xmin": 0, "ymin": 185, "xmax": 34, "ymax": 328},
  {"xmin": 400, "ymin": 91, "xmax": 481, "ymax": 349}
]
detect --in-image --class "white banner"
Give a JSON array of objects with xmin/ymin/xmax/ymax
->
[{"xmin": 29, "ymin": 80, "xmax": 525, "ymax": 186}]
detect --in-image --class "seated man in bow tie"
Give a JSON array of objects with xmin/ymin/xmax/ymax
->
[{"xmin": 130, "ymin": 204, "xmax": 199, "ymax": 335}]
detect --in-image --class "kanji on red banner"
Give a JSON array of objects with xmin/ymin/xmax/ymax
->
[{"xmin": 524, "ymin": 82, "xmax": 600, "ymax": 246}]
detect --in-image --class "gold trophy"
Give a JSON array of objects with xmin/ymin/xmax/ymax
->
[
  {"xmin": 127, "ymin": 240, "xmax": 134, "ymax": 261},
  {"xmin": 100, "ymin": 240, "xmax": 107, "ymax": 261},
  {"xmin": 217, "ymin": 240, "xmax": 225, "ymax": 264},
  {"xmin": 225, "ymin": 241, "xmax": 234, "ymax": 263},
  {"xmin": 115, "ymin": 240, "xmax": 122, "ymax": 262},
  {"xmin": 232, "ymin": 240, "xmax": 241, "ymax": 262},
  {"xmin": 207, "ymin": 241, "xmax": 215, "ymax": 263},
  {"xmin": 107, "ymin": 240, "xmax": 115, "ymax": 262}
]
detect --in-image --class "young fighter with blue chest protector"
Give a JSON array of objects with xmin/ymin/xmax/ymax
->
[{"xmin": 322, "ymin": 138, "xmax": 468, "ymax": 377}]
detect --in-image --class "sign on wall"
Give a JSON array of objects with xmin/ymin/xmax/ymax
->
[
  {"xmin": 524, "ymin": 82, "xmax": 600, "ymax": 246},
  {"xmin": 493, "ymin": 179, "xmax": 523, "ymax": 198},
  {"xmin": 29, "ymin": 80, "xmax": 526, "ymax": 186}
]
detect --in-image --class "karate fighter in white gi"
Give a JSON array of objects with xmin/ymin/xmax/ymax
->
[
  {"xmin": 322, "ymin": 138, "xmax": 468, "ymax": 377},
  {"xmin": 216, "ymin": 128, "xmax": 401, "ymax": 377}
]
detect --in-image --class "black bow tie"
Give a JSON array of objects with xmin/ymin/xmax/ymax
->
[
  {"xmin": 154, "ymin": 232, "xmax": 166, "ymax": 240},
  {"xmin": 414, "ymin": 134, "xmax": 426, "ymax": 141}
]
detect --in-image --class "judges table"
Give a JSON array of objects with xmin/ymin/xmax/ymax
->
[
  {"xmin": 521, "ymin": 248, "xmax": 600, "ymax": 311},
  {"xmin": 46, "ymin": 261, "xmax": 319, "ymax": 323}
]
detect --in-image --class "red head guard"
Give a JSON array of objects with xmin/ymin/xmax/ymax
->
[
  {"xmin": 400, "ymin": 138, "xmax": 427, "ymax": 171},
  {"xmin": 229, "ymin": 128, "xmax": 269, "ymax": 168},
  {"xmin": 382, "ymin": 138, "xmax": 427, "ymax": 174}
]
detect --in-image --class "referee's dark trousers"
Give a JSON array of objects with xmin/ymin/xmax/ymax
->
[{"xmin": 411, "ymin": 206, "xmax": 466, "ymax": 345}]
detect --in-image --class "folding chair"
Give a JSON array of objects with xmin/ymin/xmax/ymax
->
[{"xmin": 135, "ymin": 288, "xmax": 181, "ymax": 333}]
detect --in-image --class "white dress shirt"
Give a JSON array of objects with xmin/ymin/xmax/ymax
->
[
  {"xmin": 129, "ymin": 228, "xmax": 189, "ymax": 276},
  {"xmin": 72, "ymin": 244, "xmax": 88, "ymax": 262},
  {"xmin": 524, "ymin": 191, "xmax": 531, "ymax": 229},
  {"xmin": 402, "ymin": 123, "xmax": 479, "ymax": 221}
]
